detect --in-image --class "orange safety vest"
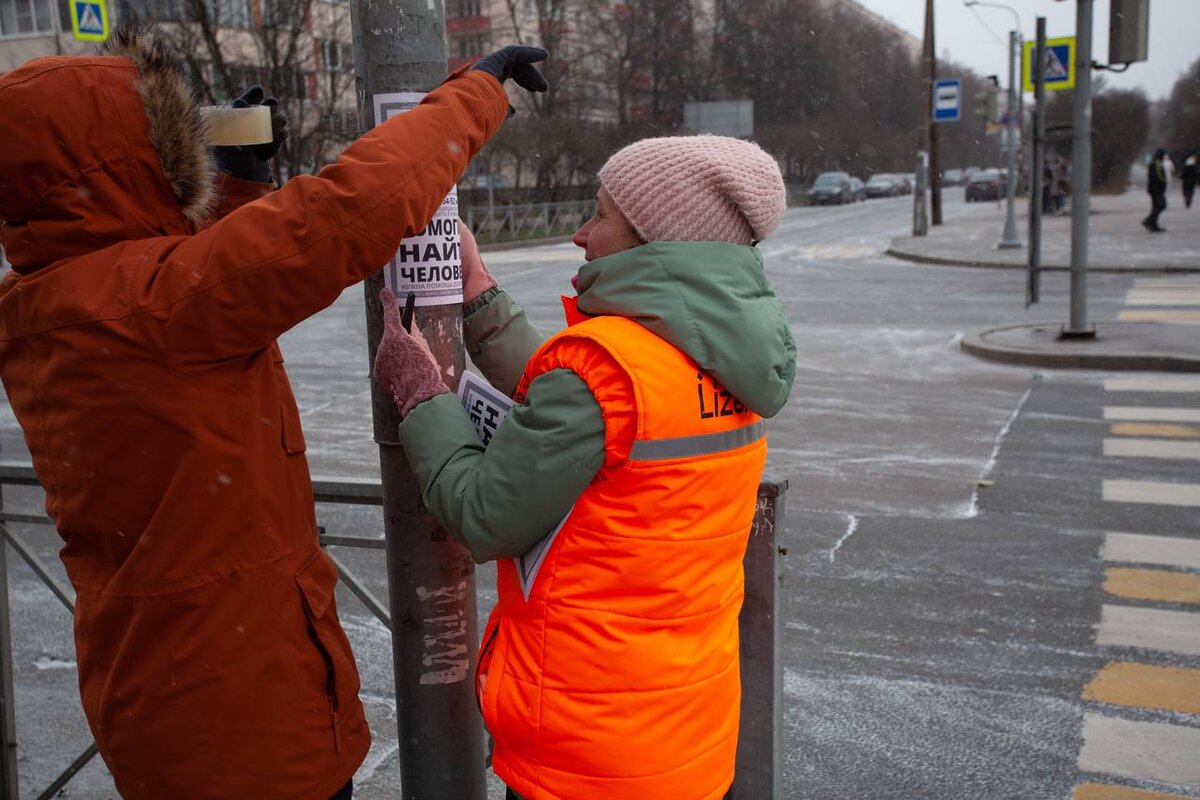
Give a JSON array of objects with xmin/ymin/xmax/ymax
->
[{"xmin": 478, "ymin": 306, "xmax": 766, "ymax": 800}]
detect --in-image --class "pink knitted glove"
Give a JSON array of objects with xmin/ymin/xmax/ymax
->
[
  {"xmin": 459, "ymin": 219, "xmax": 498, "ymax": 303},
  {"xmin": 374, "ymin": 288, "xmax": 450, "ymax": 417}
]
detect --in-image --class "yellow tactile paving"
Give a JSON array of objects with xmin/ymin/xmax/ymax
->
[
  {"xmin": 1103, "ymin": 567, "xmax": 1200, "ymax": 605},
  {"xmin": 1074, "ymin": 782, "xmax": 1193, "ymax": 800},
  {"xmin": 1083, "ymin": 662, "xmax": 1200, "ymax": 716},
  {"xmin": 1110, "ymin": 423, "xmax": 1200, "ymax": 439}
]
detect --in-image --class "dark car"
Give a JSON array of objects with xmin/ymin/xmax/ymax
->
[
  {"xmin": 865, "ymin": 174, "xmax": 901, "ymax": 198},
  {"xmin": 808, "ymin": 172, "xmax": 853, "ymax": 205},
  {"xmin": 965, "ymin": 169, "xmax": 1003, "ymax": 202}
]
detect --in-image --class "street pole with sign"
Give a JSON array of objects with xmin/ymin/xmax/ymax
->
[{"xmin": 349, "ymin": 1, "xmax": 489, "ymax": 797}]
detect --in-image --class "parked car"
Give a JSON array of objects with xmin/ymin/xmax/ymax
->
[
  {"xmin": 890, "ymin": 173, "xmax": 913, "ymax": 194},
  {"xmin": 848, "ymin": 177, "xmax": 866, "ymax": 202},
  {"xmin": 942, "ymin": 168, "xmax": 964, "ymax": 186},
  {"xmin": 808, "ymin": 171, "xmax": 853, "ymax": 205},
  {"xmin": 965, "ymin": 169, "xmax": 1003, "ymax": 202},
  {"xmin": 865, "ymin": 174, "xmax": 901, "ymax": 198}
]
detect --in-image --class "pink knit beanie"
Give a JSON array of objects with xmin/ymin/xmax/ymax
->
[{"xmin": 598, "ymin": 135, "xmax": 786, "ymax": 246}]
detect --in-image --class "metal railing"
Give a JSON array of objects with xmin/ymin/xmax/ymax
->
[
  {"xmin": 462, "ymin": 200, "xmax": 594, "ymax": 242},
  {"xmin": 0, "ymin": 463, "xmax": 785, "ymax": 800}
]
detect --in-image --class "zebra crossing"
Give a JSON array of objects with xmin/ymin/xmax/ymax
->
[{"xmin": 1070, "ymin": 308, "xmax": 1200, "ymax": 800}]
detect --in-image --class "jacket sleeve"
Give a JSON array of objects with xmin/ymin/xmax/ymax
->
[
  {"xmin": 398, "ymin": 368, "xmax": 606, "ymax": 563},
  {"xmin": 206, "ymin": 173, "xmax": 274, "ymax": 222},
  {"xmin": 129, "ymin": 72, "xmax": 509, "ymax": 364},
  {"xmin": 462, "ymin": 287, "xmax": 545, "ymax": 397}
]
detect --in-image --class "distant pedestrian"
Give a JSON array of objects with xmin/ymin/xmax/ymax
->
[
  {"xmin": 1181, "ymin": 154, "xmax": 1197, "ymax": 209},
  {"xmin": 1143, "ymin": 148, "xmax": 1168, "ymax": 232},
  {"xmin": 372, "ymin": 135, "xmax": 796, "ymax": 800},
  {"xmin": 1052, "ymin": 155, "xmax": 1069, "ymax": 215}
]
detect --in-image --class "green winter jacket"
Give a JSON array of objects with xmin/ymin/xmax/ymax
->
[{"xmin": 398, "ymin": 241, "xmax": 796, "ymax": 562}]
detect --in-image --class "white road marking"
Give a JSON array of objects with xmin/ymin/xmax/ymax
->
[
  {"xmin": 1079, "ymin": 714, "xmax": 1200, "ymax": 788},
  {"xmin": 1103, "ymin": 480, "xmax": 1200, "ymax": 507},
  {"xmin": 1097, "ymin": 605, "xmax": 1200, "ymax": 656},
  {"xmin": 1105, "ymin": 407, "xmax": 1200, "ymax": 423},
  {"xmin": 1103, "ymin": 378, "xmax": 1200, "ymax": 394},
  {"xmin": 1103, "ymin": 438, "xmax": 1200, "ymax": 460},
  {"xmin": 1123, "ymin": 289, "xmax": 1200, "ymax": 306},
  {"xmin": 1103, "ymin": 532, "xmax": 1200, "ymax": 570}
]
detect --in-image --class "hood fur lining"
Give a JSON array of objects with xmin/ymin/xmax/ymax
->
[{"xmin": 103, "ymin": 21, "xmax": 215, "ymax": 223}]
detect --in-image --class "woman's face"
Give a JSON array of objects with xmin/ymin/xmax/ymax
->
[{"xmin": 572, "ymin": 188, "xmax": 643, "ymax": 262}]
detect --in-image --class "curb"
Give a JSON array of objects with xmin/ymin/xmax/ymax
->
[
  {"xmin": 885, "ymin": 248, "xmax": 1200, "ymax": 274},
  {"xmin": 960, "ymin": 323, "xmax": 1200, "ymax": 373}
]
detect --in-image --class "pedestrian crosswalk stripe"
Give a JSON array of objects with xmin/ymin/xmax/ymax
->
[
  {"xmin": 1104, "ymin": 378, "xmax": 1200, "ymax": 394},
  {"xmin": 1103, "ymin": 480, "xmax": 1200, "ymax": 507},
  {"xmin": 1104, "ymin": 407, "xmax": 1200, "ymax": 423},
  {"xmin": 1103, "ymin": 438, "xmax": 1200, "ymax": 460},
  {"xmin": 1110, "ymin": 423, "xmax": 1200, "ymax": 439},
  {"xmin": 1074, "ymin": 781, "xmax": 1194, "ymax": 799},
  {"xmin": 1103, "ymin": 533, "xmax": 1200, "ymax": 570},
  {"xmin": 1118, "ymin": 309, "xmax": 1200, "ymax": 324},
  {"xmin": 1078, "ymin": 714, "xmax": 1200, "ymax": 788},
  {"xmin": 1103, "ymin": 567, "xmax": 1200, "ymax": 605},
  {"xmin": 1123, "ymin": 289, "xmax": 1200, "ymax": 306},
  {"xmin": 1084, "ymin": 662, "xmax": 1200, "ymax": 715},
  {"xmin": 1097, "ymin": 605, "xmax": 1200, "ymax": 656}
]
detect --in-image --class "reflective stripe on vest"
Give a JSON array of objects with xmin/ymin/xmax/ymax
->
[{"xmin": 629, "ymin": 419, "xmax": 766, "ymax": 462}]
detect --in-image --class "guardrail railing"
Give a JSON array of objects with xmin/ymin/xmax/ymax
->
[
  {"xmin": 462, "ymin": 199, "xmax": 594, "ymax": 242},
  {"xmin": 0, "ymin": 462, "xmax": 785, "ymax": 800}
]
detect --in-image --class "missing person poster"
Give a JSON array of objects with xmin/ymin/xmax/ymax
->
[{"xmin": 373, "ymin": 92, "xmax": 463, "ymax": 307}]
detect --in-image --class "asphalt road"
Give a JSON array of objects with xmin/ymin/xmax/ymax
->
[{"xmin": 4, "ymin": 192, "xmax": 1198, "ymax": 799}]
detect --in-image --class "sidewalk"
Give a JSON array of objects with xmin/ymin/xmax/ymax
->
[
  {"xmin": 890, "ymin": 190, "xmax": 1200, "ymax": 372},
  {"xmin": 888, "ymin": 190, "xmax": 1200, "ymax": 272}
]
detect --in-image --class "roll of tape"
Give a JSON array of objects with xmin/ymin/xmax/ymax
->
[{"xmin": 200, "ymin": 105, "xmax": 273, "ymax": 146}]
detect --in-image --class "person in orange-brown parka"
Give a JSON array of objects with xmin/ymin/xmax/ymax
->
[
  {"xmin": 372, "ymin": 135, "xmax": 796, "ymax": 800},
  {"xmin": 0, "ymin": 21, "xmax": 545, "ymax": 800}
]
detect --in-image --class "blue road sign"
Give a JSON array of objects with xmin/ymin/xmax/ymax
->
[{"xmin": 933, "ymin": 78, "xmax": 962, "ymax": 123}]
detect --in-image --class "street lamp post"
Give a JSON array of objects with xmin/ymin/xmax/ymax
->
[{"xmin": 964, "ymin": 1, "xmax": 1024, "ymax": 250}]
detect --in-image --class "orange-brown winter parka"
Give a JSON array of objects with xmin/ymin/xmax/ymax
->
[{"xmin": 0, "ymin": 24, "xmax": 508, "ymax": 800}]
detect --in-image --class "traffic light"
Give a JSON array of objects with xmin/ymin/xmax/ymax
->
[{"xmin": 975, "ymin": 76, "xmax": 1000, "ymax": 123}]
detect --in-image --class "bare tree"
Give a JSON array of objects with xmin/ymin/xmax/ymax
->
[{"xmin": 121, "ymin": 0, "xmax": 356, "ymax": 178}]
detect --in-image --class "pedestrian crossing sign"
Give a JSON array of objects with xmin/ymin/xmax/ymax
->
[
  {"xmin": 1023, "ymin": 37, "xmax": 1076, "ymax": 93},
  {"xmin": 70, "ymin": 0, "xmax": 109, "ymax": 42}
]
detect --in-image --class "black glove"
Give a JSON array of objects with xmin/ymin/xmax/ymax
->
[
  {"xmin": 470, "ymin": 45, "xmax": 549, "ymax": 93},
  {"xmin": 211, "ymin": 85, "xmax": 289, "ymax": 184}
]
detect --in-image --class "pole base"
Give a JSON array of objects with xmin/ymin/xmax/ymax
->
[
  {"xmin": 997, "ymin": 240, "xmax": 1024, "ymax": 250},
  {"xmin": 1059, "ymin": 325, "xmax": 1097, "ymax": 341}
]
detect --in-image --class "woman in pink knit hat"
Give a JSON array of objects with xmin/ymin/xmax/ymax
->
[{"xmin": 374, "ymin": 135, "xmax": 796, "ymax": 800}]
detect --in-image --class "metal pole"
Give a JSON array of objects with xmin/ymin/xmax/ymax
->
[
  {"xmin": 0, "ymin": 481, "xmax": 19, "ymax": 800},
  {"xmin": 1027, "ymin": 17, "xmax": 1047, "ymax": 307},
  {"xmin": 350, "ymin": 2, "xmax": 488, "ymax": 797},
  {"xmin": 929, "ymin": 0, "xmax": 942, "ymax": 227},
  {"xmin": 914, "ymin": 0, "xmax": 933, "ymax": 236},
  {"xmin": 1065, "ymin": 0, "xmax": 1095, "ymax": 338},
  {"xmin": 726, "ymin": 478, "xmax": 787, "ymax": 800},
  {"xmin": 999, "ymin": 30, "xmax": 1022, "ymax": 249}
]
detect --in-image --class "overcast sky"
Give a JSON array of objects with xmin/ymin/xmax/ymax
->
[{"xmin": 852, "ymin": 0, "xmax": 1197, "ymax": 101}]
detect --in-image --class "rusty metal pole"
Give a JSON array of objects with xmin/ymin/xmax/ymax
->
[
  {"xmin": 928, "ymin": 0, "xmax": 943, "ymax": 226},
  {"xmin": 727, "ymin": 477, "xmax": 787, "ymax": 800},
  {"xmin": 350, "ymin": 3, "xmax": 487, "ymax": 798}
]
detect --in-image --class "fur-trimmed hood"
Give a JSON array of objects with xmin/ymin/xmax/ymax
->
[{"xmin": 0, "ymin": 21, "xmax": 214, "ymax": 273}]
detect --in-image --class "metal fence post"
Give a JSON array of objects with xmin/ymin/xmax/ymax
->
[
  {"xmin": 0, "ymin": 479, "xmax": 20, "ymax": 800},
  {"xmin": 728, "ymin": 476, "xmax": 787, "ymax": 800}
]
